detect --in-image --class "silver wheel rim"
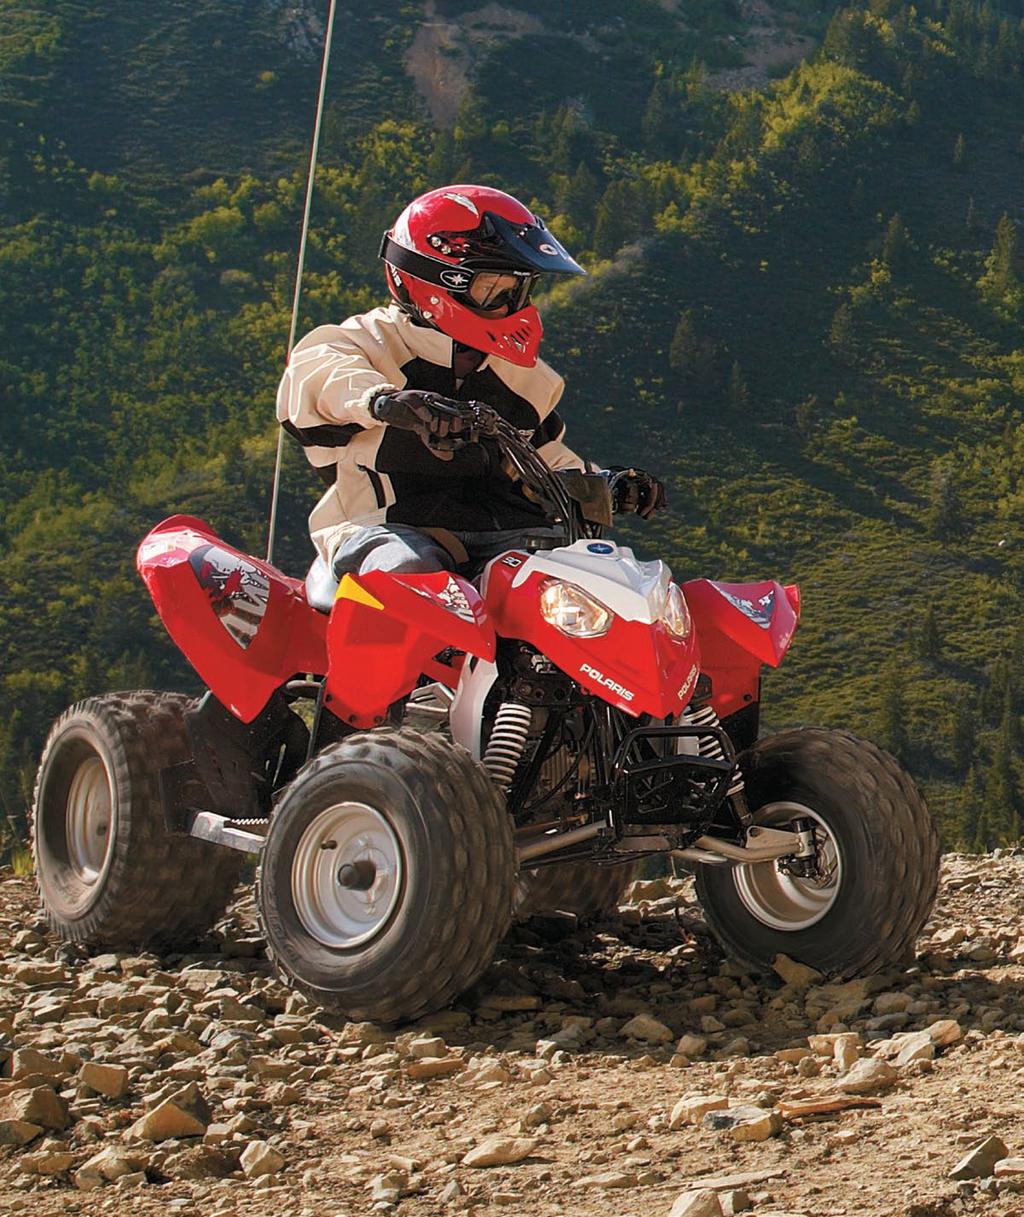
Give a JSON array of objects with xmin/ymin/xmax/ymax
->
[
  {"xmin": 65, "ymin": 755, "xmax": 114, "ymax": 884},
  {"xmin": 291, "ymin": 802, "xmax": 404, "ymax": 948},
  {"xmin": 732, "ymin": 801, "xmax": 842, "ymax": 931}
]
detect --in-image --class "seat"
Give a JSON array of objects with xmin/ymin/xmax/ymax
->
[{"xmin": 304, "ymin": 555, "xmax": 339, "ymax": 614}]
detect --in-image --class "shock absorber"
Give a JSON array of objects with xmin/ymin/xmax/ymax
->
[
  {"xmin": 682, "ymin": 702, "xmax": 746, "ymax": 799},
  {"xmin": 482, "ymin": 702, "xmax": 533, "ymax": 790}
]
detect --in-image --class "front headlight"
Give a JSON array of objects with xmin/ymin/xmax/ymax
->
[
  {"xmin": 662, "ymin": 583, "xmax": 692, "ymax": 639},
  {"xmin": 539, "ymin": 578, "xmax": 613, "ymax": 638}
]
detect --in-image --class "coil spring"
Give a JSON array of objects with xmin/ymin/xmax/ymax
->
[
  {"xmin": 683, "ymin": 703, "xmax": 746, "ymax": 798},
  {"xmin": 482, "ymin": 702, "xmax": 533, "ymax": 790}
]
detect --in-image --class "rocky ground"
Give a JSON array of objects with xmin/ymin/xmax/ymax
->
[{"xmin": 3, "ymin": 855, "xmax": 1024, "ymax": 1217}]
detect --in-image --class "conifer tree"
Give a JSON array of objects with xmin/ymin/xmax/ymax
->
[
  {"xmin": 917, "ymin": 602, "xmax": 941, "ymax": 660},
  {"xmin": 828, "ymin": 301, "xmax": 856, "ymax": 358},
  {"xmin": 977, "ymin": 213, "xmax": 1022, "ymax": 314},
  {"xmin": 925, "ymin": 461, "xmax": 965, "ymax": 540},
  {"xmin": 875, "ymin": 655, "xmax": 909, "ymax": 762},
  {"xmin": 979, "ymin": 708, "xmax": 1020, "ymax": 847},
  {"xmin": 951, "ymin": 695, "xmax": 979, "ymax": 773},
  {"xmin": 953, "ymin": 133, "xmax": 967, "ymax": 169},
  {"xmin": 727, "ymin": 361, "xmax": 749, "ymax": 414},
  {"xmin": 955, "ymin": 765, "xmax": 981, "ymax": 851},
  {"xmin": 882, "ymin": 213, "xmax": 910, "ymax": 276}
]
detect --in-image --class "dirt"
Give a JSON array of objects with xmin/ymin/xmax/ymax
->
[
  {"xmin": 404, "ymin": 1, "xmax": 544, "ymax": 126},
  {"xmin": 4, "ymin": 854, "xmax": 1024, "ymax": 1216}
]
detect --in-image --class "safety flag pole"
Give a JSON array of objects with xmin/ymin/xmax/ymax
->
[{"xmin": 266, "ymin": 0, "xmax": 338, "ymax": 563}]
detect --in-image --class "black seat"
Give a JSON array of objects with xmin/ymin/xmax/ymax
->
[{"xmin": 305, "ymin": 555, "xmax": 339, "ymax": 614}]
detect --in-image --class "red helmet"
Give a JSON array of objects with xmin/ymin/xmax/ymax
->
[{"xmin": 380, "ymin": 184, "xmax": 585, "ymax": 368}]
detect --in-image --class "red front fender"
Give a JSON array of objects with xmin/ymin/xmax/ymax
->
[
  {"xmin": 324, "ymin": 570, "xmax": 495, "ymax": 729},
  {"xmin": 682, "ymin": 578, "xmax": 800, "ymax": 720}
]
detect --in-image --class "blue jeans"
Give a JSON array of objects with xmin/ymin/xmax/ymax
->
[{"xmin": 332, "ymin": 524, "xmax": 565, "ymax": 578}]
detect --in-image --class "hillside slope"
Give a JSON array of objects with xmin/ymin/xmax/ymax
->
[{"xmin": 3, "ymin": 0, "xmax": 1024, "ymax": 850}]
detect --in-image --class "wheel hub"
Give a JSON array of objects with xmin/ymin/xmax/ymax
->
[
  {"xmin": 732, "ymin": 801, "xmax": 842, "ymax": 932},
  {"xmin": 65, "ymin": 755, "xmax": 114, "ymax": 884},
  {"xmin": 291, "ymin": 802, "xmax": 403, "ymax": 948}
]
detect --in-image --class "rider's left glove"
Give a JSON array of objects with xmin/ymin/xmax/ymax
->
[{"xmin": 605, "ymin": 467, "xmax": 666, "ymax": 519}]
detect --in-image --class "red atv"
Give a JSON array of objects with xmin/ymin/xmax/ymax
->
[{"xmin": 32, "ymin": 403, "xmax": 940, "ymax": 1022}]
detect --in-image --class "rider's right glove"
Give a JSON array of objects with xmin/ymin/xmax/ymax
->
[{"xmin": 371, "ymin": 390, "xmax": 472, "ymax": 457}]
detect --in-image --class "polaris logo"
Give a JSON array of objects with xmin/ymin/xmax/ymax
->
[
  {"xmin": 440, "ymin": 269, "xmax": 470, "ymax": 290},
  {"xmin": 580, "ymin": 663, "xmax": 635, "ymax": 702}
]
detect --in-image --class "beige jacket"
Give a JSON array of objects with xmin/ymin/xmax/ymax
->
[{"xmin": 276, "ymin": 304, "xmax": 585, "ymax": 562}]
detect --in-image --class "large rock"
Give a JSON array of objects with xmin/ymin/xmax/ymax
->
[
  {"xmin": 240, "ymin": 1140, "xmax": 285, "ymax": 1178},
  {"xmin": 406, "ymin": 1056, "xmax": 464, "ymax": 1080},
  {"xmin": 927, "ymin": 1019, "xmax": 963, "ymax": 1047},
  {"xmin": 80, "ymin": 1062, "xmax": 129, "ymax": 1099},
  {"xmin": 0, "ymin": 1085, "xmax": 71, "ymax": 1131},
  {"xmin": 704, "ymin": 1105, "xmax": 782, "ymax": 1142},
  {"xmin": 18, "ymin": 1149, "xmax": 76, "ymax": 1176},
  {"xmin": 669, "ymin": 1190, "xmax": 724, "ymax": 1217},
  {"xmin": 10, "ymin": 1048, "xmax": 65, "ymax": 1081},
  {"xmin": 74, "ymin": 1147, "xmax": 149, "ymax": 1192},
  {"xmin": 772, "ymin": 954, "xmax": 823, "ymax": 987},
  {"xmin": 675, "ymin": 1034, "xmax": 708, "ymax": 1059},
  {"xmin": 0, "ymin": 1120, "xmax": 44, "ymax": 1146},
  {"xmin": 463, "ymin": 1135, "xmax": 537, "ymax": 1167},
  {"xmin": 838, "ymin": 1058, "xmax": 897, "ymax": 1095},
  {"xmin": 129, "ymin": 1083, "xmax": 210, "ymax": 1141},
  {"xmin": 619, "ymin": 1013, "xmax": 674, "ymax": 1043},
  {"xmin": 950, "ymin": 1135, "xmax": 1010, "ymax": 1180},
  {"xmin": 670, "ymin": 1095, "xmax": 729, "ymax": 1130}
]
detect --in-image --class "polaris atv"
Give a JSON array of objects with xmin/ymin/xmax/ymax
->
[{"xmin": 32, "ymin": 402, "xmax": 940, "ymax": 1022}]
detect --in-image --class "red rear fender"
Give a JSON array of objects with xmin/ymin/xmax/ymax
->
[{"xmin": 137, "ymin": 517, "xmax": 327, "ymax": 723}]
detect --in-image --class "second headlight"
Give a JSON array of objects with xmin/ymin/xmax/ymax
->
[
  {"xmin": 539, "ymin": 578, "xmax": 613, "ymax": 638},
  {"xmin": 662, "ymin": 582, "xmax": 692, "ymax": 639}
]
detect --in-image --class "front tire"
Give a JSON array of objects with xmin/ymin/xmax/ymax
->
[
  {"xmin": 695, "ymin": 728, "xmax": 940, "ymax": 978},
  {"xmin": 257, "ymin": 728, "xmax": 515, "ymax": 1023},
  {"xmin": 32, "ymin": 692, "xmax": 242, "ymax": 948}
]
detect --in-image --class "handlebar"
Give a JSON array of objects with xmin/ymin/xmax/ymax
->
[{"xmin": 440, "ymin": 400, "xmax": 589, "ymax": 544}]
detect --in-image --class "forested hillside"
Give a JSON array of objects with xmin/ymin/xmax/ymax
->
[{"xmin": 3, "ymin": 0, "xmax": 1024, "ymax": 853}]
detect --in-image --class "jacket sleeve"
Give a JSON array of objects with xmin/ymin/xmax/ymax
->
[
  {"xmin": 275, "ymin": 324, "xmax": 394, "ymax": 472},
  {"xmin": 532, "ymin": 410, "xmax": 588, "ymax": 473}
]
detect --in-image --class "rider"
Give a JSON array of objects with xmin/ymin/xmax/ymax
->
[{"xmin": 276, "ymin": 183, "xmax": 665, "ymax": 577}]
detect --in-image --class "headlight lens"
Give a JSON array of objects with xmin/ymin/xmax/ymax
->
[
  {"xmin": 662, "ymin": 583, "xmax": 692, "ymax": 639},
  {"xmin": 539, "ymin": 578, "xmax": 613, "ymax": 638}
]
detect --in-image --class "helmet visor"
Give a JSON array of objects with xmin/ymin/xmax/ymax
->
[{"xmin": 465, "ymin": 270, "xmax": 536, "ymax": 316}]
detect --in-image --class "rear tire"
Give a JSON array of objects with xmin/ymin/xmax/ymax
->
[
  {"xmin": 32, "ymin": 692, "xmax": 242, "ymax": 949},
  {"xmin": 257, "ymin": 728, "xmax": 515, "ymax": 1023},
  {"xmin": 514, "ymin": 859, "xmax": 637, "ymax": 921},
  {"xmin": 695, "ymin": 727, "xmax": 940, "ymax": 978}
]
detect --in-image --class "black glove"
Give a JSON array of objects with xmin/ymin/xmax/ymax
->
[
  {"xmin": 606, "ymin": 466, "xmax": 666, "ymax": 519},
  {"xmin": 371, "ymin": 390, "xmax": 473, "ymax": 457}
]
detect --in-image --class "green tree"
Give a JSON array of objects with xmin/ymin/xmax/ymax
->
[
  {"xmin": 875, "ymin": 655, "xmax": 909, "ymax": 762},
  {"xmin": 954, "ymin": 766, "xmax": 981, "ymax": 851},
  {"xmin": 917, "ymin": 602, "xmax": 941, "ymax": 660},
  {"xmin": 978, "ymin": 213, "xmax": 1022, "ymax": 315},
  {"xmin": 925, "ymin": 461, "xmax": 965, "ymax": 540},
  {"xmin": 953, "ymin": 133, "xmax": 967, "ymax": 169},
  {"xmin": 950, "ymin": 695, "xmax": 979, "ymax": 773},
  {"xmin": 977, "ymin": 709, "xmax": 1020, "ymax": 848},
  {"xmin": 828, "ymin": 301, "xmax": 856, "ymax": 358},
  {"xmin": 881, "ymin": 213, "xmax": 910, "ymax": 276}
]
